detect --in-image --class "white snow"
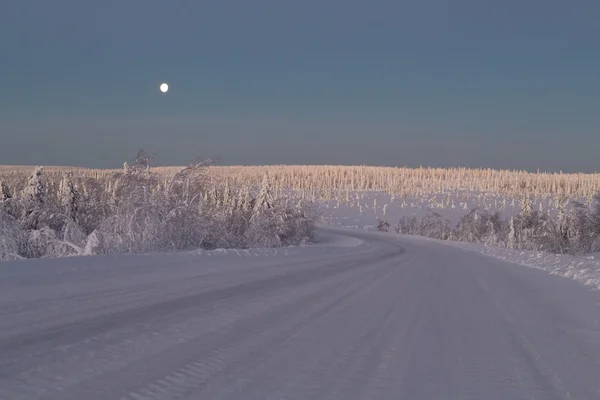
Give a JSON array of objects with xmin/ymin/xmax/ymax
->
[
  {"xmin": 2, "ymin": 227, "xmax": 600, "ymax": 399},
  {"xmin": 319, "ymin": 198, "xmax": 600, "ymax": 292},
  {"xmin": 442, "ymin": 239, "xmax": 600, "ymax": 290}
]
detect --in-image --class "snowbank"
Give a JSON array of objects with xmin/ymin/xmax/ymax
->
[{"xmin": 441, "ymin": 240, "xmax": 600, "ymax": 290}]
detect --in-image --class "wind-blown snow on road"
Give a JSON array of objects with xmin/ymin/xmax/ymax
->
[{"xmin": 2, "ymin": 228, "xmax": 600, "ymax": 399}]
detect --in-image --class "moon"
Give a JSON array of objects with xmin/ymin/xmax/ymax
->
[{"xmin": 159, "ymin": 83, "xmax": 169, "ymax": 93}]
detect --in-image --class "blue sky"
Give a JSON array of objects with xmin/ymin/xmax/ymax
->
[{"xmin": 1, "ymin": 0, "xmax": 599, "ymax": 171}]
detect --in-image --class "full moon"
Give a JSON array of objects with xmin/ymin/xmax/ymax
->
[{"xmin": 160, "ymin": 83, "xmax": 169, "ymax": 93}]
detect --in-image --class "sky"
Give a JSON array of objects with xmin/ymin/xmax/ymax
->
[{"xmin": 1, "ymin": 0, "xmax": 599, "ymax": 172}]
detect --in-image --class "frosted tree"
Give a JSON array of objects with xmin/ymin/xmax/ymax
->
[
  {"xmin": 507, "ymin": 217, "xmax": 516, "ymax": 249},
  {"xmin": 238, "ymin": 186, "xmax": 252, "ymax": 211},
  {"xmin": 0, "ymin": 211, "xmax": 24, "ymax": 260},
  {"xmin": 0, "ymin": 181, "xmax": 11, "ymax": 202},
  {"xmin": 21, "ymin": 166, "xmax": 45, "ymax": 205},
  {"xmin": 556, "ymin": 199, "xmax": 569, "ymax": 238},
  {"xmin": 132, "ymin": 149, "xmax": 154, "ymax": 174},
  {"xmin": 377, "ymin": 218, "xmax": 391, "ymax": 232},
  {"xmin": 58, "ymin": 173, "xmax": 79, "ymax": 221},
  {"xmin": 520, "ymin": 195, "xmax": 533, "ymax": 217},
  {"xmin": 253, "ymin": 171, "xmax": 274, "ymax": 213},
  {"xmin": 485, "ymin": 219, "xmax": 497, "ymax": 246},
  {"xmin": 208, "ymin": 186, "xmax": 219, "ymax": 208},
  {"xmin": 21, "ymin": 166, "xmax": 46, "ymax": 229},
  {"xmin": 222, "ymin": 179, "xmax": 232, "ymax": 208}
]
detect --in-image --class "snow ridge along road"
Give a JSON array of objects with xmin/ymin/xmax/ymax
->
[{"xmin": 1, "ymin": 227, "xmax": 600, "ymax": 399}]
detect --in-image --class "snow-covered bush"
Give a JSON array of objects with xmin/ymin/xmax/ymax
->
[
  {"xmin": 377, "ymin": 218, "xmax": 391, "ymax": 232},
  {"xmin": 377, "ymin": 193, "xmax": 600, "ymax": 256},
  {"xmin": 20, "ymin": 166, "xmax": 48, "ymax": 230},
  {"xmin": 418, "ymin": 212, "xmax": 452, "ymax": 240},
  {"xmin": 564, "ymin": 195, "xmax": 600, "ymax": 254},
  {"xmin": 0, "ymin": 157, "xmax": 317, "ymax": 260},
  {"xmin": 0, "ymin": 211, "xmax": 25, "ymax": 260},
  {"xmin": 396, "ymin": 216, "xmax": 419, "ymax": 235},
  {"xmin": 241, "ymin": 173, "xmax": 315, "ymax": 248},
  {"xmin": 455, "ymin": 209, "xmax": 505, "ymax": 245},
  {"xmin": 0, "ymin": 181, "xmax": 12, "ymax": 202}
]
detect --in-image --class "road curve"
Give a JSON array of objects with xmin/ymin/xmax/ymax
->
[{"xmin": 1, "ymin": 227, "xmax": 600, "ymax": 399}]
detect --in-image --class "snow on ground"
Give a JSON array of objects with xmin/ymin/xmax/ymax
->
[
  {"xmin": 318, "ymin": 190, "xmax": 547, "ymax": 229},
  {"xmin": 318, "ymin": 191, "xmax": 600, "ymax": 291},
  {"xmin": 3, "ymin": 226, "xmax": 600, "ymax": 399},
  {"xmin": 442, "ymin": 240, "xmax": 600, "ymax": 290}
]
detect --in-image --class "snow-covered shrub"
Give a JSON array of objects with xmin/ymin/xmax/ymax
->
[
  {"xmin": 377, "ymin": 193, "xmax": 600, "ymax": 256},
  {"xmin": 22, "ymin": 226, "xmax": 57, "ymax": 258},
  {"xmin": 418, "ymin": 212, "xmax": 452, "ymax": 240},
  {"xmin": 0, "ymin": 181, "xmax": 12, "ymax": 202},
  {"xmin": 76, "ymin": 177, "xmax": 111, "ymax": 235},
  {"xmin": 454, "ymin": 209, "xmax": 505, "ymax": 245},
  {"xmin": 0, "ymin": 156, "xmax": 318, "ymax": 260},
  {"xmin": 20, "ymin": 166, "xmax": 47, "ymax": 230},
  {"xmin": 243, "ymin": 201, "xmax": 314, "ymax": 248},
  {"xmin": 58, "ymin": 173, "xmax": 79, "ymax": 222},
  {"xmin": 564, "ymin": 195, "xmax": 600, "ymax": 254},
  {"xmin": 397, "ymin": 216, "xmax": 419, "ymax": 234},
  {"xmin": 377, "ymin": 218, "xmax": 391, "ymax": 232},
  {"xmin": 84, "ymin": 230, "xmax": 105, "ymax": 256},
  {"xmin": 0, "ymin": 211, "xmax": 25, "ymax": 260},
  {"xmin": 366, "ymin": 199, "xmax": 544, "ymax": 254},
  {"xmin": 0, "ymin": 159, "xmax": 320, "ymax": 260}
]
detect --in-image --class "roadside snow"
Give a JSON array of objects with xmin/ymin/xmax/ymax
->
[
  {"xmin": 323, "ymin": 215, "xmax": 600, "ymax": 291},
  {"xmin": 427, "ymin": 238, "xmax": 600, "ymax": 290}
]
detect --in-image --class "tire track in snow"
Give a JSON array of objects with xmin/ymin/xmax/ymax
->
[{"xmin": 2, "ymin": 228, "xmax": 600, "ymax": 399}]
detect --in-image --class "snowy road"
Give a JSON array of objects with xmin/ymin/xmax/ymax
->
[{"xmin": 2, "ymin": 228, "xmax": 600, "ymax": 399}]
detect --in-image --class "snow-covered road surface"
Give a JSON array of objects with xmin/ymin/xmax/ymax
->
[{"xmin": 2, "ymin": 228, "xmax": 600, "ymax": 399}]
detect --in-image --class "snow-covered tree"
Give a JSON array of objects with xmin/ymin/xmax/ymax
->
[
  {"xmin": 377, "ymin": 218, "xmax": 391, "ymax": 232},
  {"xmin": 253, "ymin": 171, "xmax": 274, "ymax": 213},
  {"xmin": 20, "ymin": 166, "xmax": 46, "ymax": 229},
  {"xmin": 0, "ymin": 181, "xmax": 11, "ymax": 202},
  {"xmin": 223, "ymin": 179, "xmax": 232, "ymax": 208},
  {"xmin": 0, "ymin": 211, "xmax": 24, "ymax": 260},
  {"xmin": 556, "ymin": 199, "xmax": 569, "ymax": 238},
  {"xmin": 58, "ymin": 173, "xmax": 79, "ymax": 222},
  {"xmin": 238, "ymin": 186, "xmax": 252, "ymax": 211},
  {"xmin": 21, "ymin": 166, "xmax": 45, "ymax": 205},
  {"xmin": 520, "ymin": 195, "xmax": 533, "ymax": 217},
  {"xmin": 419, "ymin": 212, "xmax": 452, "ymax": 240},
  {"xmin": 507, "ymin": 217, "xmax": 516, "ymax": 249}
]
